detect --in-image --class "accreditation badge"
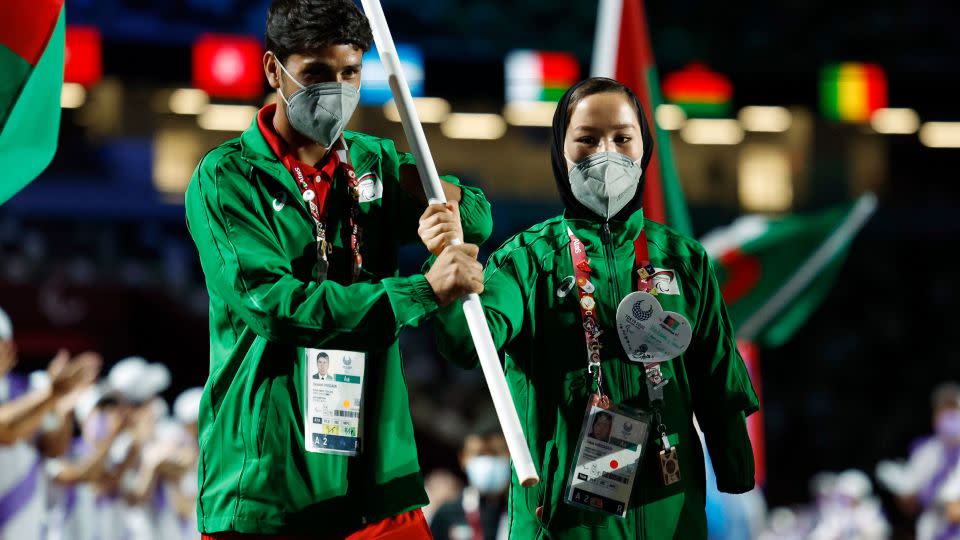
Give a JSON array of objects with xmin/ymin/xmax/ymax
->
[
  {"xmin": 303, "ymin": 348, "xmax": 366, "ymax": 456},
  {"xmin": 565, "ymin": 401, "xmax": 651, "ymax": 517}
]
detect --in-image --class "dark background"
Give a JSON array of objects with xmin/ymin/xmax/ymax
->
[{"xmin": 2, "ymin": 2, "xmax": 959, "ymax": 536}]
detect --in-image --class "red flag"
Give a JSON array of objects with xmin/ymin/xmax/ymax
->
[
  {"xmin": 738, "ymin": 340, "xmax": 766, "ymax": 487},
  {"xmin": 592, "ymin": 0, "xmax": 693, "ymax": 235}
]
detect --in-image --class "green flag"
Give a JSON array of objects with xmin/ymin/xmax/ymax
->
[
  {"xmin": 0, "ymin": 0, "xmax": 65, "ymax": 204},
  {"xmin": 700, "ymin": 194, "xmax": 877, "ymax": 347}
]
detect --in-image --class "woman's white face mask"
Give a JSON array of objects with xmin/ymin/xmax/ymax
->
[{"xmin": 565, "ymin": 152, "xmax": 643, "ymax": 220}]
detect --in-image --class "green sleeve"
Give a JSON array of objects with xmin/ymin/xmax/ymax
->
[
  {"xmin": 380, "ymin": 139, "xmax": 493, "ymax": 246},
  {"xmin": 185, "ymin": 159, "xmax": 439, "ymax": 350},
  {"xmin": 686, "ymin": 250, "xmax": 760, "ymax": 493},
  {"xmin": 433, "ymin": 248, "xmax": 530, "ymax": 369}
]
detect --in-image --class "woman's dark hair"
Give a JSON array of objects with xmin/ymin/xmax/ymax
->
[
  {"xmin": 564, "ymin": 78, "xmax": 641, "ymax": 126},
  {"xmin": 550, "ymin": 77, "xmax": 655, "ymax": 221},
  {"xmin": 266, "ymin": 0, "xmax": 374, "ymax": 64}
]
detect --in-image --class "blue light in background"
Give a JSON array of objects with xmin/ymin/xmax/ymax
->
[{"xmin": 360, "ymin": 44, "xmax": 424, "ymax": 106}]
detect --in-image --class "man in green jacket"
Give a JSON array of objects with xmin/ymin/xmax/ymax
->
[
  {"xmin": 184, "ymin": 0, "xmax": 491, "ymax": 537},
  {"xmin": 433, "ymin": 78, "xmax": 759, "ymax": 539}
]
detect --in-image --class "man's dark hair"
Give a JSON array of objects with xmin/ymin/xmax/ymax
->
[
  {"xmin": 316, "ymin": 352, "xmax": 329, "ymax": 361},
  {"xmin": 266, "ymin": 0, "xmax": 374, "ymax": 63}
]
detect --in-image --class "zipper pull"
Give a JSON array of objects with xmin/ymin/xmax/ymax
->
[{"xmin": 601, "ymin": 222, "xmax": 612, "ymax": 244}]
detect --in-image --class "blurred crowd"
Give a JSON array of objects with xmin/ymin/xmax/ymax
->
[
  {"xmin": 5, "ymin": 302, "xmax": 960, "ymax": 540},
  {"xmin": 748, "ymin": 382, "xmax": 960, "ymax": 540},
  {"xmin": 421, "ymin": 382, "xmax": 960, "ymax": 540},
  {"xmin": 0, "ymin": 306, "xmax": 201, "ymax": 540}
]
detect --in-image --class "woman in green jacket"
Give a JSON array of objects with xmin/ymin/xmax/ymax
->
[{"xmin": 433, "ymin": 78, "xmax": 760, "ymax": 539}]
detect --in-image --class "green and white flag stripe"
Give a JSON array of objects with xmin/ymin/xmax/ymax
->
[
  {"xmin": 701, "ymin": 194, "xmax": 877, "ymax": 347},
  {"xmin": 0, "ymin": 0, "xmax": 65, "ymax": 204}
]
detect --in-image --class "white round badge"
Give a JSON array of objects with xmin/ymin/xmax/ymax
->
[{"xmin": 615, "ymin": 292, "xmax": 692, "ymax": 364}]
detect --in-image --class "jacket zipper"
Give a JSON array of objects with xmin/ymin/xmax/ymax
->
[
  {"xmin": 600, "ymin": 221, "xmax": 626, "ymax": 401},
  {"xmin": 602, "ymin": 221, "xmax": 645, "ymax": 539},
  {"xmin": 600, "ymin": 222, "xmax": 621, "ymax": 300}
]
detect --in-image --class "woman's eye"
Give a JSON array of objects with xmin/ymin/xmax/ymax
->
[
  {"xmin": 577, "ymin": 137, "xmax": 597, "ymax": 145},
  {"xmin": 615, "ymin": 136, "xmax": 632, "ymax": 144}
]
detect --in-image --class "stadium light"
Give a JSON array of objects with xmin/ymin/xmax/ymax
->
[
  {"xmin": 680, "ymin": 118, "xmax": 744, "ymax": 145},
  {"xmin": 440, "ymin": 113, "xmax": 508, "ymax": 140},
  {"xmin": 197, "ymin": 104, "xmax": 258, "ymax": 132},
  {"xmin": 383, "ymin": 97, "xmax": 451, "ymax": 124},
  {"xmin": 870, "ymin": 108, "xmax": 920, "ymax": 135}
]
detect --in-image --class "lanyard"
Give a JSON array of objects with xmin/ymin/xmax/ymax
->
[
  {"xmin": 566, "ymin": 224, "xmax": 671, "ymax": 405},
  {"xmin": 632, "ymin": 229, "xmax": 672, "ymax": 403},
  {"xmin": 288, "ymin": 139, "xmax": 364, "ymax": 283},
  {"xmin": 566, "ymin": 228, "xmax": 605, "ymax": 399},
  {"xmin": 465, "ymin": 508, "xmax": 483, "ymax": 540},
  {"xmin": 634, "ymin": 229, "xmax": 656, "ymax": 291}
]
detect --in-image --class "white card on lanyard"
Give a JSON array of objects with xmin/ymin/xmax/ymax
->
[
  {"xmin": 565, "ymin": 402, "xmax": 651, "ymax": 517},
  {"xmin": 616, "ymin": 292, "xmax": 692, "ymax": 364},
  {"xmin": 303, "ymin": 348, "xmax": 366, "ymax": 456}
]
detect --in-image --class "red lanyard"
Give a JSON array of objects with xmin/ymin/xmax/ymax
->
[
  {"xmin": 633, "ymin": 229, "xmax": 657, "ymax": 292},
  {"xmin": 566, "ymin": 225, "xmax": 668, "ymax": 400},
  {"xmin": 465, "ymin": 509, "xmax": 483, "ymax": 540},
  {"xmin": 566, "ymin": 228, "xmax": 603, "ymax": 378},
  {"xmin": 288, "ymin": 140, "xmax": 363, "ymax": 283}
]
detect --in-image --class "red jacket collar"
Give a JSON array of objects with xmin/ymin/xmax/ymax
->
[{"xmin": 256, "ymin": 104, "xmax": 340, "ymax": 180}]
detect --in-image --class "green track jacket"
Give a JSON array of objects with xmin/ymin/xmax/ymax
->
[
  {"xmin": 434, "ymin": 210, "xmax": 759, "ymax": 540},
  {"xmin": 185, "ymin": 119, "xmax": 492, "ymax": 535}
]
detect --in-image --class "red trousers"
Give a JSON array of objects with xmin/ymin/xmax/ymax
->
[{"xmin": 200, "ymin": 509, "xmax": 433, "ymax": 540}]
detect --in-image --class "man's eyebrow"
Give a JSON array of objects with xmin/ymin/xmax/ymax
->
[{"xmin": 300, "ymin": 59, "xmax": 335, "ymax": 71}]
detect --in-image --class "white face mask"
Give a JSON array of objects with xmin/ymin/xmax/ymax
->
[
  {"xmin": 464, "ymin": 455, "xmax": 511, "ymax": 495},
  {"xmin": 275, "ymin": 56, "xmax": 360, "ymax": 148},
  {"xmin": 566, "ymin": 151, "xmax": 643, "ymax": 220}
]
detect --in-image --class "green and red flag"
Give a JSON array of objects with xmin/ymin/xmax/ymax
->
[
  {"xmin": 700, "ymin": 194, "xmax": 877, "ymax": 347},
  {"xmin": 506, "ymin": 50, "xmax": 581, "ymax": 104},
  {"xmin": 0, "ymin": 0, "xmax": 65, "ymax": 204},
  {"xmin": 591, "ymin": 0, "xmax": 692, "ymax": 235},
  {"xmin": 662, "ymin": 63, "xmax": 733, "ymax": 118}
]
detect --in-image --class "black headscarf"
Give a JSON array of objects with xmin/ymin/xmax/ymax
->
[{"xmin": 550, "ymin": 77, "xmax": 655, "ymax": 222}]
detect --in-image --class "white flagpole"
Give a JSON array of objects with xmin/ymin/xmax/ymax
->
[
  {"xmin": 360, "ymin": 0, "xmax": 539, "ymax": 487},
  {"xmin": 591, "ymin": 0, "xmax": 622, "ymax": 79}
]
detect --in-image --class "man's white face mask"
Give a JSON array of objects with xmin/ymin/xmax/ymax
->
[{"xmin": 275, "ymin": 55, "xmax": 360, "ymax": 148}]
